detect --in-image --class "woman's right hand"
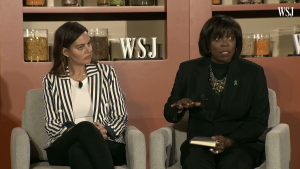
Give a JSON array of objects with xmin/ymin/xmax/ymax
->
[
  {"xmin": 93, "ymin": 122, "xmax": 108, "ymax": 139},
  {"xmin": 171, "ymin": 98, "xmax": 201, "ymax": 110}
]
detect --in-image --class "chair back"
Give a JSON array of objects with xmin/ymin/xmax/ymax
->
[
  {"xmin": 173, "ymin": 88, "xmax": 280, "ymax": 161},
  {"xmin": 267, "ymin": 89, "xmax": 280, "ymax": 128},
  {"xmin": 22, "ymin": 89, "xmax": 48, "ymax": 162}
]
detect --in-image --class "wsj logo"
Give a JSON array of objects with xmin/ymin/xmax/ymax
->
[
  {"xmin": 120, "ymin": 37, "xmax": 157, "ymax": 59},
  {"xmin": 278, "ymin": 7, "xmax": 294, "ymax": 17}
]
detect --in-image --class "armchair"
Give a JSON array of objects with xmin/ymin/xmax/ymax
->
[
  {"xmin": 150, "ymin": 89, "xmax": 291, "ymax": 169},
  {"xmin": 11, "ymin": 89, "xmax": 146, "ymax": 169}
]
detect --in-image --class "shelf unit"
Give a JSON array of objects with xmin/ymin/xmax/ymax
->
[{"xmin": 23, "ymin": 5, "xmax": 167, "ymax": 61}]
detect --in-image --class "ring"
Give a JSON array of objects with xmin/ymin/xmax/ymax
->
[
  {"xmin": 216, "ymin": 150, "xmax": 219, "ymax": 154},
  {"xmin": 216, "ymin": 141, "xmax": 219, "ymax": 145}
]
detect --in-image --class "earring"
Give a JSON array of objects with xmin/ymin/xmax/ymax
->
[
  {"xmin": 206, "ymin": 49, "xmax": 210, "ymax": 53},
  {"xmin": 65, "ymin": 55, "xmax": 69, "ymax": 57}
]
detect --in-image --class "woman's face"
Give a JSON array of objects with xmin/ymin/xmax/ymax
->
[
  {"xmin": 63, "ymin": 32, "xmax": 92, "ymax": 66},
  {"xmin": 209, "ymin": 32, "xmax": 236, "ymax": 64}
]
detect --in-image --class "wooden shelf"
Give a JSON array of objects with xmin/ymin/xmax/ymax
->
[
  {"xmin": 212, "ymin": 3, "xmax": 300, "ymax": 18},
  {"xmin": 23, "ymin": 6, "xmax": 166, "ymax": 21},
  {"xmin": 23, "ymin": 6, "xmax": 166, "ymax": 13},
  {"xmin": 212, "ymin": 3, "xmax": 300, "ymax": 12}
]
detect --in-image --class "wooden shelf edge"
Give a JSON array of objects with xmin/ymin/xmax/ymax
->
[
  {"xmin": 23, "ymin": 59, "xmax": 167, "ymax": 64},
  {"xmin": 246, "ymin": 56, "xmax": 300, "ymax": 60},
  {"xmin": 212, "ymin": 3, "xmax": 300, "ymax": 12},
  {"xmin": 23, "ymin": 6, "xmax": 166, "ymax": 13}
]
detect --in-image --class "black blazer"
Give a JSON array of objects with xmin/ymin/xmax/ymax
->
[{"xmin": 164, "ymin": 57, "xmax": 270, "ymax": 144}]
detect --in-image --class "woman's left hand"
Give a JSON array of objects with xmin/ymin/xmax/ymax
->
[{"xmin": 209, "ymin": 135, "xmax": 235, "ymax": 154}]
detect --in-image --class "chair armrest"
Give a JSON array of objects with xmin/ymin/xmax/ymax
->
[
  {"xmin": 11, "ymin": 127, "xmax": 30, "ymax": 169},
  {"xmin": 125, "ymin": 126, "xmax": 146, "ymax": 169},
  {"xmin": 265, "ymin": 123, "xmax": 291, "ymax": 169},
  {"xmin": 150, "ymin": 124, "xmax": 174, "ymax": 169}
]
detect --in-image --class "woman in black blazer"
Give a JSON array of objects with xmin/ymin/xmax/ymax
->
[
  {"xmin": 42, "ymin": 22, "xmax": 128, "ymax": 169},
  {"xmin": 164, "ymin": 15, "xmax": 270, "ymax": 169}
]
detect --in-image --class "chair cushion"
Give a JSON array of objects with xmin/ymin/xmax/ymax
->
[
  {"xmin": 30, "ymin": 162, "xmax": 70, "ymax": 169},
  {"xmin": 167, "ymin": 161, "xmax": 182, "ymax": 169},
  {"xmin": 30, "ymin": 162, "xmax": 128, "ymax": 169}
]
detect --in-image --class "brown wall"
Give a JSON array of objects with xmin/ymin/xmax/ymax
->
[{"xmin": 0, "ymin": 1, "xmax": 299, "ymax": 169}]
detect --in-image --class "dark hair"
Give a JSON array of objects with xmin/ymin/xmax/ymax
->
[
  {"xmin": 50, "ymin": 22, "xmax": 97, "ymax": 76},
  {"xmin": 198, "ymin": 15, "xmax": 242, "ymax": 58}
]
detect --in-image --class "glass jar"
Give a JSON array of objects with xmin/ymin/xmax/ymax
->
[
  {"xmin": 279, "ymin": 0, "xmax": 295, "ymax": 3},
  {"xmin": 23, "ymin": 29, "xmax": 49, "ymax": 62},
  {"xmin": 90, "ymin": 29, "xmax": 109, "ymax": 61},
  {"xmin": 47, "ymin": 0, "xmax": 54, "ymax": 7},
  {"xmin": 97, "ymin": 0, "xmax": 110, "ymax": 6},
  {"xmin": 254, "ymin": 33, "xmax": 270, "ymax": 57},
  {"xmin": 241, "ymin": 34, "xmax": 255, "ymax": 58},
  {"xmin": 212, "ymin": 0, "xmax": 222, "ymax": 5},
  {"xmin": 110, "ymin": 0, "xmax": 125, "ymax": 6},
  {"xmin": 25, "ymin": 0, "xmax": 46, "ymax": 6},
  {"xmin": 62, "ymin": 0, "xmax": 83, "ymax": 6},
  {"xmin": 252, "ymin": 0, "xmax": 263, "ymax": 4},
  {"xmin": 131, "ymin": 0, "xmax": 155, "ymax": 6},
  {"xmin": 237, "ymin": 0, "xmax": 252, "ymax": 4}
]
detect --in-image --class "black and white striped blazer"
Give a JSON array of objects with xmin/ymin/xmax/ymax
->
[{"xmin": 42, "ymin": 63, "xmax": 128, "ymax": 146}]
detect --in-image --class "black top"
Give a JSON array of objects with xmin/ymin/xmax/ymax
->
[
  {"xmin": 202, "ymin": 60, "xmax": 230, "ymax": 121},
  {"xmin": 210, "ymin": 60, "xmax": 230, "ymax": 80}
]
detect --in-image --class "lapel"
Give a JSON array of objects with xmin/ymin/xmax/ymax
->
[
  {"xmin": 86, "ymin": 64, "xmax": 103, "ymax": 122},
  {"xmin": 220, "ymin": 58, "xmax": 242, "ymax": 111},
  {"xmin": 195, "ymin": 57, "xmax": 210, "ymax": 102},
  {"xmin": 57, "ymin": 68, "xmax": 74, "ymax": 122}
]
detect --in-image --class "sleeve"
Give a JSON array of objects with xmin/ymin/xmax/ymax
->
[
  {"xmin": 105, "ymin": 67, "xmax": 128, "ymax": 139},
  {"xmin": 42, "ymin": 75, "xmax": 68, "ymax": 140},
  {"xmin": 225, "ymin": 67, "xmax": 270, "ymax": 143},
  {"xmin": 164, "ymin": 63, "xmax": 188, "ymax": 123}
]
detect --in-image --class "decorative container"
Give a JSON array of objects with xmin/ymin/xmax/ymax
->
[
  {"xmin": 25, "ymin": 0, "xmax": 46, "ymax": 6},
  {"xmin": 90, "ymin": 28, "xmax": 109, "ymax": 61},
  {"xmin": 110, "ymin": 0, "xmax": 125, "ymax": 6},
  {"xmin": 98, "ymin": 0, "xmax": 110, "ymax": 6},
  {"xmin": 254, "ymin": 33, "xmax": 270, "ymax": 57},
  {"xmin": 131, "ymin": 0, "xmax": 155, "ymax": 6},
  {"xmin": 241, "ymin": 34, "xmax": 255, "ymax": 58},
  {"xmin": 23, "ymin": 29, "xmax": 49, "ymax": 62},
  {"xmin": 212, "ymin": 0, "xmax": 222, "ymax": 5},
  {"xmin": 61, "ymin": 0, "xmax": 83, "ymax": 6},
  {"xmin": 237, "ymin": 0, "xmax": 252, "ymax": 4}
]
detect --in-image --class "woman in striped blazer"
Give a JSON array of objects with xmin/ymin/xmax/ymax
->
[{"xmin": 42, "ymin": 22, "xmax": 128, "ymax": 169}]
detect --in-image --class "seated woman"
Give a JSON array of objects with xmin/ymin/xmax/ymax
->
[
  {"xmin": 164, "ymin": 15, "xmax": 269, "ymax": 169},
  {"xmin": 42, "ymin": 22, "xmax": 128, "ymax": 169}
]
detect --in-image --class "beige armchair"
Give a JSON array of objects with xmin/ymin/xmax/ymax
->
[
  {"xmin": 150, "ymin": 89, "xmax": 291, "ymax": 169},
  {"xmin": 11, "ymin": 89, "xmax": 146, "ymax": 169}
]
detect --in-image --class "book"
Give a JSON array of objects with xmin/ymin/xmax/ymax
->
[{"xmin": 189, "ymin": 137, "xmax": 217, "ymax": 147}]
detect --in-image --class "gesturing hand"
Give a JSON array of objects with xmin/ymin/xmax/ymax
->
[
  {"xmin": 171, "ymin": 98, "xmax": 201, "ymax": 110},
  {"xmin": 209, "ymin": 135, "xmax": 235, "ymax": 155},
  {"xmin": 93, "ymin": 121, "xmax": 108, "ymax": 139}
]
